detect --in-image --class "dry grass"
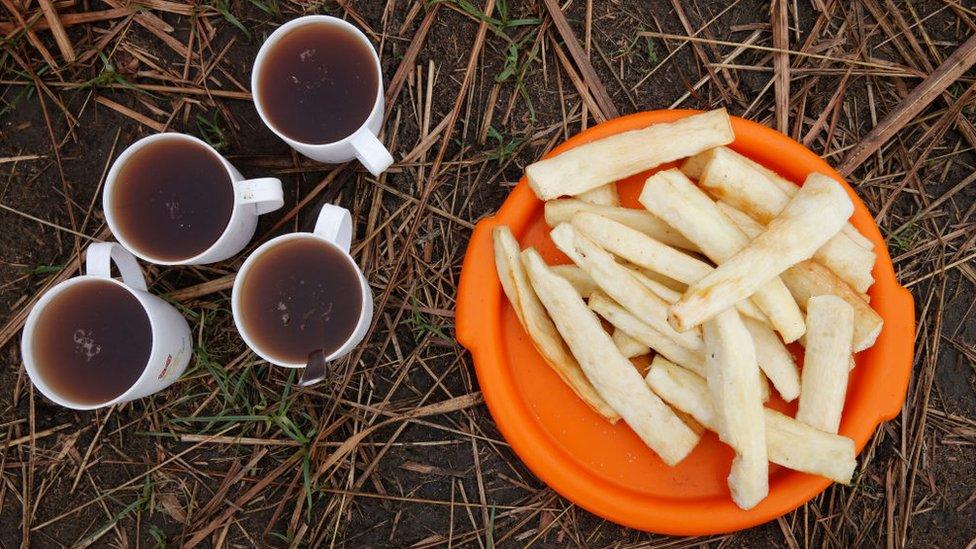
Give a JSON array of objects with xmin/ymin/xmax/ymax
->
[{"xmin": 0, "ymin": 0, "xmax": 974, "ymax": 547}]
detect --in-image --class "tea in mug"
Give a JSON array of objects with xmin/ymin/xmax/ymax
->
[
  {"xmin": 256, "ymin": 22, "xmax": 379, "ymax": 144},
  {"xmin": 30, "ymin": 279, "xmax": 152, "ymax": 406},
  {"xmin": 237, "ymin": 237, "xmax": 363, "ymax": 364},
  {"xmin": 110, "ymin": 136, "xmax": 234, "ymax": 262}
]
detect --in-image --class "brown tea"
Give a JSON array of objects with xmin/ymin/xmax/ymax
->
[
  {"xmin": 257, "ymin": 22, "xmax": 378, "ymax": 144},
  {"xmin": 238, "ymin": 237, "xmax": 362, "ymax": 364},
  {"xmin": 31, "ymin": 279, "xmax": 153, "ymax": 406},
  {"xmin": 110, "ymin": 137, "xmax": 234, "ymax": 262}
]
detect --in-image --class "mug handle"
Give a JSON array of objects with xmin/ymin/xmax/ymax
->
[
  {"xmin": 313, "ymin": 204, "xmax": 353, "ymax": 253},
  {"xmin": 85, "ymin": 242, "xmax": 148, "ymax": 292},
  {"xmin": 349, "ymin": 128, "xmax": 394, "ymax": 177},
  {"xmin": 236, "ymin": 177, "xmax": 284, "ymax": 215}
]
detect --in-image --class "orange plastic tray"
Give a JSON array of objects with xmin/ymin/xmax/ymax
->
[{"xmin": 455, "ymin": 110, "xmax": 915, "ymax": 534}]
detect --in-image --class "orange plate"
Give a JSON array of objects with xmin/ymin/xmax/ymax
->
[{"xmin": 455, "ymin": 110, "xmax": 915, "ymax": 535}]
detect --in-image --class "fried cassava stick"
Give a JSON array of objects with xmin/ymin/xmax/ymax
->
[
  {"xmin": 645, "ymin": 357, "xmax": 856, "ymax": 484},
  {"xmin": 780, "ymin": 261, "xmax": 882, "ymax": 352},
  {"xmin": 796, "ymin": 295, "xmax": 855, "ymax": 434},
  {"xmin": 545, "ymin": 199, "xmax": 697, "ymax": 251},
  {"xmin": 521, "ymin": 249, "xmax": 699, "ymax": 465},
  {"xmin": 492, "ymin": 227, "xmax": 619, "ymax": 421},
  {"xmin": 571, "ymin": 211, "xmax": 769, "ymax": 325},
  {"xmin": 549, "ymin": 223, "xmax": 704, "ymax": 352},
  {"xmin": 577, "ymin": 183, "xmax": 620, "ymax": 206},
  {"xmin": 689, "ymin": 147, "xmax": 875, "ymax": 292},
  {"xmin": 639, "ymin": 169, "xmax": 805, "ymax": 342},
  {"xmin": 588, "ymin": 291, "xmax": 706, "ymax": 376},
  {"xmin": 683, "ymin": 146, "xmax": 874, "ymax": 250},
  {"xmin": 718, "ymin": 202, "xmax": 880, "ymax": 351},
  {"xmin": 743, "ymin": 317, "xmax": 801, "ymax": 402},
  {"xmin": 527, "ymin": 109, "xmax": 734, "ymax": 200},
  {"xmin": 611, "ymin": 328, "xmax": 649, "ymax": 358},
  {"xmin": 702, "ymin": 309, "xmax": 769, "ymax": 510},
  {"xmin": 670, "ymin": 173, "xmax": 853, "ymax": 331}
]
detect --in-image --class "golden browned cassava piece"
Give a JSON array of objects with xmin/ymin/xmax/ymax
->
[
  {"xmin": 645, "ymin": 357, "xmax": 856, "ymax": 484},
  {"xmin": 544, "ymin": 199, "xmax": 697, "ymax": 251},
  {"xmin": 549, "ymin": 223, "xmax": 704, "ymax": 352},
  {"xmin": 521, "ymin": 248, "xmax": 699, "ymax": 465},
  {"xmin": 526, "ymin": 109, "xmax": 734, "ymax": 200},
  {"xmin": 717, "ymin": 201, "xmax": 878, "ymax": 352},
  {"xmin": 796, "ymin": 295, "xmax": 855, "ymax": 433},
  {"xmin": 688, "ymin": 146, "xmax": 876, "ymax": 291},
  {"xmin": 717, "ymin": 184, "xmax": 873, "ymax": 302},
  {"xmin": 639, "ymin": 169, "xmax": 805, "ymax": 342},
  {"xmin": 684, "ymin": 146, "xmax": 874, "ymax": 249},
  {"xmin": 715, "ymin": 198, "xmax": 770, "ymax": 238},
  {"xmin": 670, "ymin": 173, "xmax": 854, "ymax": 332},
  {"xmin": 702, "ymin": 309, "xmax": 769, "ymax": 510},
  {"xmin": 779, "ymin": 261, "xmax": 882, "ymax": 352},
  {"xmin": 492, "ymin": 227, "xmax": 619, "ymax": 422}
]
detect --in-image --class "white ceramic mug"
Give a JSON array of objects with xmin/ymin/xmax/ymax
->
[
  {"xmin": 21, "ymin": 243, "xmax": 192, "ymax": 410},
  {"xmin": 231, "ymin": 204, "xmax": 373, "ymax": 380},
  {"xmin": 103, "ymin": 132, "xmax": 284, "ymax": 266},
  {"xmin": 251, "ymin": 15, "xmax": 394, "ymax": 176}
]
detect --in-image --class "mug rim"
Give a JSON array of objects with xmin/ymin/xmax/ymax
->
[
  {"xmin": 102, "ymin": 132, "xmax": 242, "ymax": 266},
  {"xmin": 21, "ymin": 275, "xmax": 158, "ymax": 410},
  {"xmin": 250, "ymin": 15, "xmax": 384, "ymax": 148},
  {"xmin": 231, "ymin": 232, "xmax": 370, "ymax": 368}
]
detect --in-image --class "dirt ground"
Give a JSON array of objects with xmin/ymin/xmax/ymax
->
[{"xmin": 0, "ymin": 0, "xmax": 974, "ymax": 547}]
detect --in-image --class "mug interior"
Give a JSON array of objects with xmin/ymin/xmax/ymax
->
[
  {"xmin": 233, "ymin": 233, "xmax": 367, "ymax": 368},
  {"xmin": 251, "ymin": 16, "xmax": 383, "ymax": 146},
  {"xmin": 22, "ymin": 277, "xmax": 155, "ymax": 410},
  {"xmin": 104, "ymin": 133, "xmax": 238, "ymax": 265}
]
